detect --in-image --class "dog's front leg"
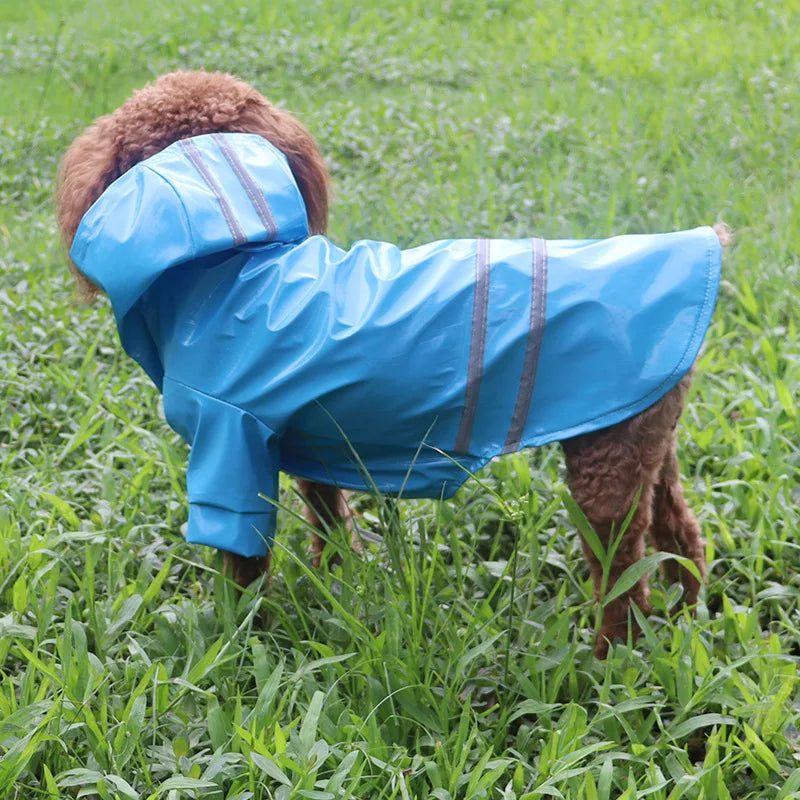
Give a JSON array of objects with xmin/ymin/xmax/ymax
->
[
  {"xmin": 221, "ymin": 550, "xmax": 271, "ymax": 588},
  {"xmin": 297, "ymin": 479, "xmax": 359, "ymax": 567}
]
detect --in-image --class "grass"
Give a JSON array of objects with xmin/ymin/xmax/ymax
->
[{"xmin": 1, "ymin": 0, "xmax": 799, "ymax": 797}]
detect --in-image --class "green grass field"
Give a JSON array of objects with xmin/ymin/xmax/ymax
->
[{"xmin": 1, "ymin": 0, "xmax": 799, "ymax": 797}]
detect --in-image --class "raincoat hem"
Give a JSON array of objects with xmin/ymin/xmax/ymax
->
[
  {"xmin": 513, "ymin": 227, "xmax": 722, "ymax": 447},
  {"xmin": 186, "ymin": 502, "xmax": 275, "ymax": 557}
]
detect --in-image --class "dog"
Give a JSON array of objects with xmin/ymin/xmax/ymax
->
[{"xmin": 57, "ymin": 70, "xmax": 726, "ymax": 657}]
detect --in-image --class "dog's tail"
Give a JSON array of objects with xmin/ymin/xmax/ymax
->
[{"xmin": 713, "ymin": 222, "xmax": 733, "ymax": 247}]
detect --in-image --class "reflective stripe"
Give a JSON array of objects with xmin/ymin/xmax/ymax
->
[
  {"xmin": 503, "ymin": 237, "xmax": 547, "ymax": 453},
  {"xmin": 454, "ymin": 238, "xmax": 490, "ymax": 454},
  {"xmin": 212, "ymin": 133, "xmax": 279, "ymax": 241},
  {"xmin": 179, "ymin": 139, "xmax": 247, "ymax": 247}
]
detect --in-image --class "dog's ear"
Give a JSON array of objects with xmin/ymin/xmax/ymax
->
[
  {"xmin": 278, "ymin": 128, "xmax": 331, "ymax": 236},
  {"xmin": 56, "ymin": 115, "xmax": 122, "ymax": 299},
  {"xmin": 235, "ymin": 100, "xmax": 331, "ymax": 236}
]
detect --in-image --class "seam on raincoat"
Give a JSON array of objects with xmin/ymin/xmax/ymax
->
[
  {"xmin": 72, "ymin": 166, "xmax": 196, "ymax": 291},
  {"xmin": 189, "ymin": 499, "xmax": 275, "ymax": 516},
  {"xmin": 142, "ymin": 165, "xmax": 198, "ymax": 259},
  {"xmin": 163, "ymin": 374, "xmax": 282, "ymax": 436},
  {"xmin": 680, "ymin": 232, "xmax": 718, "ymax": 372},
  {"xmin": 532, "ymin": 228, "xmax": 720, "ymax": 443}
]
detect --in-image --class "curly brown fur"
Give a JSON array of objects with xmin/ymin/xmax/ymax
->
[
  {"xmin": 57, "ymin": 69, "xmax": 722, "ymax": 656},
  {"xmin": 562, "ymin": 373, "xmax": 705, "ymax": 657}
]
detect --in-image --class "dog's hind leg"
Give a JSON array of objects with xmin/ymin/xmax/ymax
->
[
  {"xmin": 563, "ymin": 425, "xmax": 659, "ymax": 657},
  {"xmin": 562, "ymin": 383, "xmax": 689, "ymax": 656},
  {"xmin": 649, "ymin": 437, "xmax": 706, "ymax": 605},
  {"xmin": 297, "ymin": 479, "xmax": 359, "ymax": 567}
]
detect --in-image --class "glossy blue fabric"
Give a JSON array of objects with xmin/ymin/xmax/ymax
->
[{"xmin": 71, "ymin": 133, "xmax": 722, "ymax": 557}]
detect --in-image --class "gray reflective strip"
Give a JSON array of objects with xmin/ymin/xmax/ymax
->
[
  {"xmin": 179, "ymin": 139, "xmax": 247, "ymax": 247},
  {"xmin": 212, "ymin": 133, "xmax": 278, "ymax": 241},
  {"xmin": 502, "ymin": 237, "xmax": 547, "ymax": 454},
  {"xmin": 454, "ymin": 238, "xmax": 491, "ymax": 454}
]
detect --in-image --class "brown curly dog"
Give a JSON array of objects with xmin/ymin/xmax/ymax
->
[{"xmin": 57, "ymin": 70, "xmax": 725, "ymax": 657}]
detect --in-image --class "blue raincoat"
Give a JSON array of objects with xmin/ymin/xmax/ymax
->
[{"xmin": 71, "ymin": 133, "xmax": 722, "ymax": 557}]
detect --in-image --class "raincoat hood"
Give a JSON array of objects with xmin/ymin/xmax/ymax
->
[
  {"xmin": 70, "ymin": 133, "xmax": 309, "ymax": 384},
  {"xmin": 69, "ymin": 133, "xmax": 722, "ymax": 559}
]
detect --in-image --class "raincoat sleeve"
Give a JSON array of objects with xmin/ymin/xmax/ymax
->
[{"xmin": 162, "ymin": 377, "xmax": 279, "ymax": 558}]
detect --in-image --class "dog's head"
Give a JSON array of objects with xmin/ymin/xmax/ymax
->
[{"xmin": 56, "ymin": 70, "xmax": 330, "ymax": 298}]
